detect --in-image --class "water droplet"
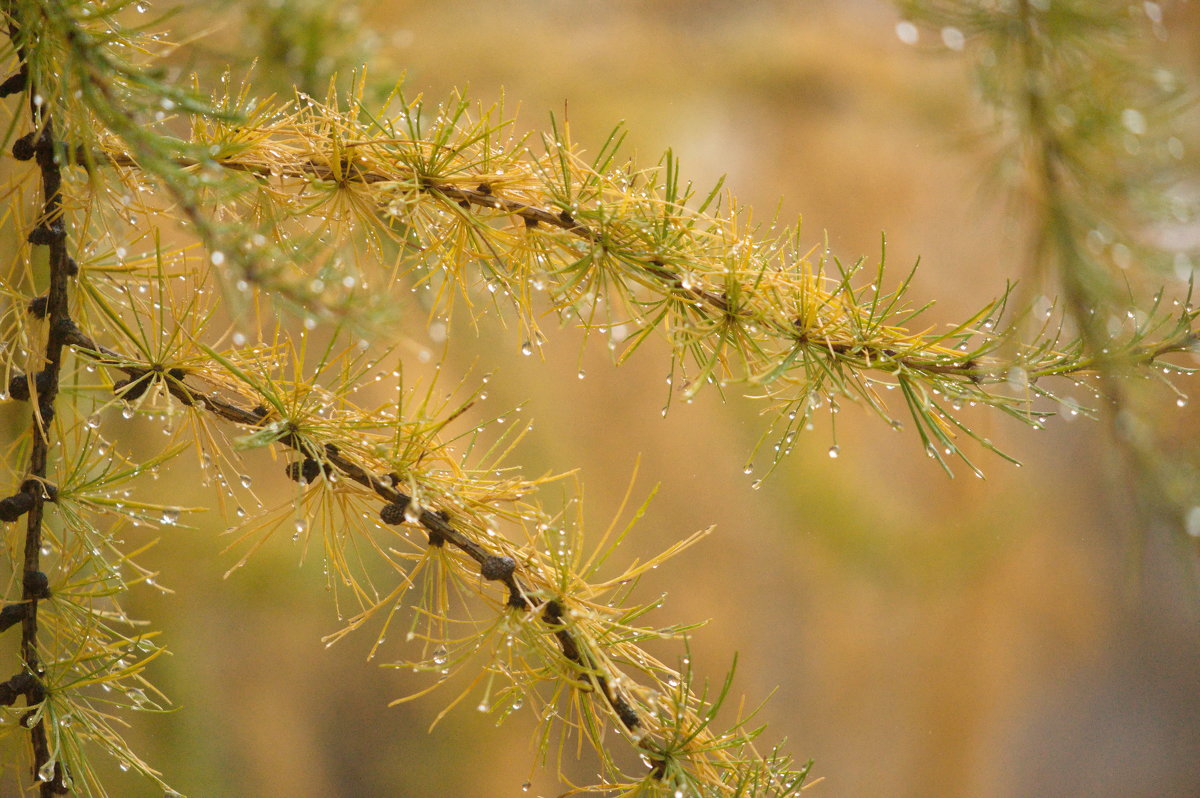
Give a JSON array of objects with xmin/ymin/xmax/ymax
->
[
  {"xmin": 941, "ymin": 26, "xmax": 965, "ymax": 51},
  {"xmin": 432, "ymin": 645, "xmax": 448, "ymax": 665},
  {"xmin": 122, "ymin": 406, "xmax": 135, "ymax": 419},
  {"xmin": 1121, "ymin": 108, "xmax": 1147, "ymax": 136},
  {"xmin": 577, "ymin": 369, "xmax": 585, "ymax": 380},
  {"xmin": 294, "ymin": 519, "xmax": 307, "ymax": 537},
  {"xmin": 521, "ymin": 341, "xmax": 533, "ymax": 356},
  {"xmin": 1176, "ymin": 396, "xmax": 1188, "ymax": 408},
  {"xmin": 135, "ymin": 1, "xmax": 149, "ymax": 12},
  {"xmin": 521, "ymin": 783, "xmax": 530, "ymax": 792},
  {"xmin": 1167, "ymin": 136, "xmax": 1185, "ymax": 161},
  {"xmin": 86, "ymin": 413, "xmax": 101, "ymax": 429},
  {"xmin": 895, "ymin": 21, "xmax": 919, "ymax": 44},
  {"xmin": 743, "ymin": 466, "xmax": 752, "ymax": 475},
  {"xmin": 160, "ymin": 508, "xmax": 180, "ymax": 525},
  {"xmin": 828, "ymin": 445, "xmax": 839, "ymax": 459},
  {"xmin": 239, "ymin": 474, "xmax": 252, "ymax": 488}
]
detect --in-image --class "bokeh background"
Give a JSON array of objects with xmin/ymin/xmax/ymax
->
[{"xmin": 5, "ymin": 1, "xmax": 1200, "ymax": 796}]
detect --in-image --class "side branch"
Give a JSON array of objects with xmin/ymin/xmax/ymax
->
[
  {"xmin": 59, "ymin": 325, "xmax": 647, "ymax": 739},
  {"xmin": 90, "ymin": 146, "xmax": 1198, "ymax": 392}
]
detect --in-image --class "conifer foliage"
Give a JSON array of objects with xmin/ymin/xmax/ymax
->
[{"xmin": 0, "ymin": 1, "xmax": 1194, "ymax": 795}]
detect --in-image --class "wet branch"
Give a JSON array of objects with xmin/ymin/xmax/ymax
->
[
  {"xmin": 2, "ymin": 6, "xmax": 75, "ymax": 794},
  {"xmin": 89, "ymin": 148, "xmax": 1198, "ymax": 389},
  {"xmin": 58, "ymin": 324, "xmax": 647, "ymax": 740}
]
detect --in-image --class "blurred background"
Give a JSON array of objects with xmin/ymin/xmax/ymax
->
[{"xmin": 5, "ymin": 1, "xmax": 1200, "ymax": 796}]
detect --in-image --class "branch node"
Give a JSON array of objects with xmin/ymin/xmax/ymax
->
[
  {"xmin": 286, "ymin": 458, "xmax": 324, "ymax": 485},
  {"xmin": 27, "ymin": 222, "xmax": 64, "ymax": 246},
  {"xmin": 7, "ymin": 370, "xmax": 52, "ymax": 402},
  {"xmin": 50, "ymin": 317, "xmax": 78, "ymax": 340},
  {"xmin": 7, "ymin": 375, "xmax": 28, "ymax": 401},
  {"xmin": 480, "ymin": 555, "xmax": 516, "ymax": 582},
  {"xmin": 27, "ymin": 294, "xmax": 48, "ymax": 318},
  {"xmin": 23, "ymin": 571, "xmax": 51, "ymax": 600},
  {"xmin": 542, "ymin": 599, "xmax": 567, "ymax": 629},
  {"xmin": 378, "ymin": 498, "xmax": 410, "ymax": 525},
  {"xmin": 11, "ymin": 132, "xmax": 35, "ymax": 161}
]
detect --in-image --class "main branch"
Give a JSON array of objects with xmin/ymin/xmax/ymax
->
[{"xmin": 1, "ymin": 6, "xmax": 76, "ymax": 794}]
